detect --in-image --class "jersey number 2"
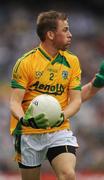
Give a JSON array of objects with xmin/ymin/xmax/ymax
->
[{"xmin": 49, "ymin": 73, "xmax": 54, "ymax": 80}]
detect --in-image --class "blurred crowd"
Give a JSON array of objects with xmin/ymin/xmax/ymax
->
[{"xmin": 0, "ymin": 2, "xmax": 104, "ymax": 173}]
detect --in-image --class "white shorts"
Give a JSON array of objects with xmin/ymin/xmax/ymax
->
[{"xmin": 14, "ymin": 129, "xmax": 78, "ymax": 167}]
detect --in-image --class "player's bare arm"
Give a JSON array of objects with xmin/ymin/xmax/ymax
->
[
  {"xmin": 82, "ymin": 60, "xmax": 104, "ymax": 102},
  {"xmin": 81, "ymin": 82, "xmax": 99, "ymax": 102},
  {"xmin": 10, "ymin": 88, "xmax": 25, "ymax": 120},
  {"xmin": 64, "ymin": 90, "xmax": 82, "ymax": 119}
]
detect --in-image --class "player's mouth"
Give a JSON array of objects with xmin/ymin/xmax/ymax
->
[
  {"xmin": 67, "ymin": 40, "xmax": 71, "ymax": 46},
  {"xmin": 67, "ymin": 38, "xmax": 71, "ymax": 44}
]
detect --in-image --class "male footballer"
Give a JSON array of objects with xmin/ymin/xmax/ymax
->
[{"xmin": 10, "ymin": 10, "xmax": 104, "ymax": 180}]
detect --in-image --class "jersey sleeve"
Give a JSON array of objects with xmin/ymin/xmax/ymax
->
[
  {"xmin": 69, "ymin": 56, "xmax": 82, "ymax": 90},
  {"xmin": 11, "ymin": 57, "xmax": 30, "ymax": 89}
]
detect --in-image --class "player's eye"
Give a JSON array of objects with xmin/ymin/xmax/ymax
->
[{"xmin": 63, "ymin": 27, "xmax": 69, "ymax": 32}]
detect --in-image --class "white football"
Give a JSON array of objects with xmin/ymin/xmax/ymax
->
[{"xmin": 30, "ymin": 94, "xmax": 62, "ymax": 127}]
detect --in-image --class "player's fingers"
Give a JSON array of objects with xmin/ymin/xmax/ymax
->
[
  {"xmin": 34, "ymin": 113, "xmax": 45, "ymax": 120},
  {"xmin": 36, "ymin": 118, "xmax": 49, "ymax": 127}
]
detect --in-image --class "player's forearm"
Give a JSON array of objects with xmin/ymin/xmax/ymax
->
[
  {"xmin": 82, "ymin": 60, "xmax": 104, "ymax": 102},
  {"xmin": 63, "ymin": 99, "xmax": 81, "ymax": 119},
  {"xmin": 82, "ymin": 82, "xmax": 92, "ymax": 102},
  {"xmin": 82, "ymin": 82, "xmax": 100, "ymax": 102},
  {"xmin": 10, "ymin": 100, "xmax": 25, "ymax": 120}
]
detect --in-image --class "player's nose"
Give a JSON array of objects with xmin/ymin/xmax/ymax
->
[{"xmin": 68, "ymin": 31, "xmax": 72, "ymax": 38}]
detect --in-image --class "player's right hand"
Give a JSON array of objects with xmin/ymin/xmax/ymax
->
[
  {"xmin": 20, "ymin": 106, "xmax": 49, "ymax": 129},
  {"xmin": 93, "ymin": 60, "xmax": 104, "ymax": 88}
]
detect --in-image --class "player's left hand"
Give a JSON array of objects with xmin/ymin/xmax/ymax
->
[
  {"xmin": 93, "ymin": 60, "xmax": 104, "ymax": 88},
  {"xmin": 51, "ymin": 112, "xmax": 64, "ymax": 128}
]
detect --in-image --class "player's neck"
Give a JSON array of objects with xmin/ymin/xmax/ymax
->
[{"xmin": 41, "ymin": 42, "xmax": 58, "ymax": 58}]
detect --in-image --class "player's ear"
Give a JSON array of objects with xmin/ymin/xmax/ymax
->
[{"xmin": 47, "ymin": 31, "xmax": 55, "ymax": 40}]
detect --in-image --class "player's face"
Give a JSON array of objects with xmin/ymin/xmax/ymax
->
[{"xmin": 53, "ymin": 19, "xmax": 72, "ymax": 50}]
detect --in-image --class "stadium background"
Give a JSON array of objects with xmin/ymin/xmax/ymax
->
[{"xmin": 0, "ymin": 0, "xmax": 104, "ymax": 179}]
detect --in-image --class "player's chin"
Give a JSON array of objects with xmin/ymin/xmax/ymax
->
[{"xmin": 61, "ymin": 43, "xmax": 70, "ymax": 51}]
